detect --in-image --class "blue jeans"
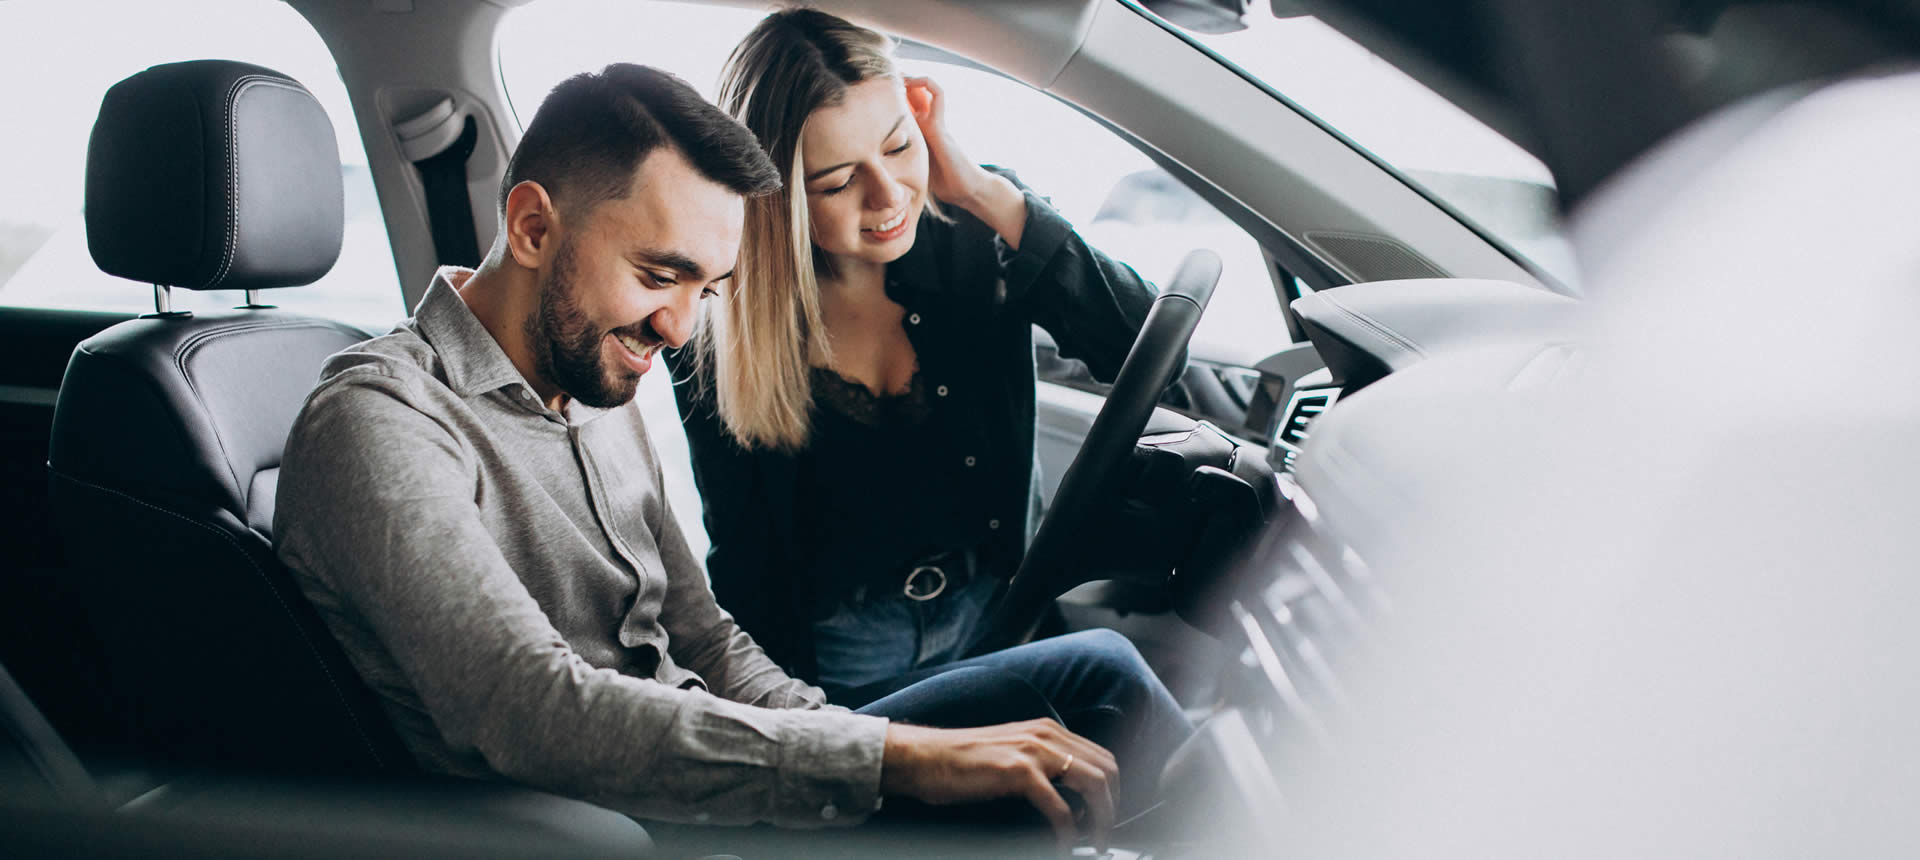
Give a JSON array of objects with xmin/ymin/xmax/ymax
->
[
  {"xmin": 848, "ymin": 629, "xmax": 1195, "ymax": 817},
  {"xmin": 812, "ymin": 565, "xmax": 1001, "ymax": 691}
]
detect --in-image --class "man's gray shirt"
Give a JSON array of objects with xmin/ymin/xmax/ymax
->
[{"xmin": 275, "ymin": 268, "xmax": 887, "ymax": 827}]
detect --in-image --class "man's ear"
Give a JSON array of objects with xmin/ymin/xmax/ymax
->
[{"xmin": 502, "ymin": 181, "xmax": 559, "ymax": 269}]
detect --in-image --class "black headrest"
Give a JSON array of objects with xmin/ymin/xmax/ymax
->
[{"xmin": 85, "ymin": 60, "xmax": 343, "ymax": 292}]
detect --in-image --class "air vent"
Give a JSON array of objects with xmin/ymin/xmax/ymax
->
[
  {"xmin": 1304, "ymin": 231, "xmax": 1448, "ymax": 282},
  {"xmin": 1271, "ymin": 386, "xmax": 1340, "ymax": 472}
]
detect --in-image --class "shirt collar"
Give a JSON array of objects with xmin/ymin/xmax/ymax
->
[{"xmin": 412, "ymin": 267, "xmax": 537, "ymax": 400}]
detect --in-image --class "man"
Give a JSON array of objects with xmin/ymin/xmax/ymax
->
[{"xmin": 276, "ymin": 64, "xmax": 1175, "ymax": 849}]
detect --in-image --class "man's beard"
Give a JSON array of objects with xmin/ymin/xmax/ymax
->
[{"xmin": 526, "ymin": 239, "xmax": 640, "ymax": 409}]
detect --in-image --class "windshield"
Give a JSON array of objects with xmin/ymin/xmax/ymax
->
[{"xmin": 1145, "ymin": 5, "xmax": 1578, "ymax": 287}]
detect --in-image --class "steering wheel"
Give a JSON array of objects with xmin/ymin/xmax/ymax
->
[{"xmin": 966, "ymin": 249, "xmax": 1221, "ymax": 657}]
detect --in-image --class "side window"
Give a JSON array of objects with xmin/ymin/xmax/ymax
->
[
  {"xmin": 883, "ymin": 56, "xmax": 1285, "ymax": 366},
  {"xmin": 883, "ymin": 55, "xmax": 1288, "ymax": 439},
  {"xmin": 0, "ymin": 0, "xmax": 405, "ymax": 331}
]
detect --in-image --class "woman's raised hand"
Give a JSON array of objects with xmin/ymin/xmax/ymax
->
[
  {"xmin": 904, "ymin": 75, "xmax": 1029, "ymax": 249},
  {"xmin": 905, "ymin": 76, "xmax": 990, "ymax": 206}
]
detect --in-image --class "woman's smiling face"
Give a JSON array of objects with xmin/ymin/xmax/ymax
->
[{"xmin": 799, "ymin": 76, "xmax": 929, "ymax": 269}]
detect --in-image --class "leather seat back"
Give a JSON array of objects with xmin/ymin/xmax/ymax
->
[{"xmin": 46, "ymin": 60, "xmax": 411, "ymax": 777}]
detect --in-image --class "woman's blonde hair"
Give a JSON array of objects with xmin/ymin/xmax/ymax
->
[{"xmin": 695, "ymin": 7, "xmax": 899, "ymax": 452}]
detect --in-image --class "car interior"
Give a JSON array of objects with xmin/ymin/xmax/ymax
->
[{"xmin": 3, "ymin": 0, "xmax": 1915, "ymax": 857}]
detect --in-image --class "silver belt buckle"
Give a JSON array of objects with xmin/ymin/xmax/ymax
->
[{"xmin": 903, "ymin": 565, "xmax": 948, "ymax": 601}]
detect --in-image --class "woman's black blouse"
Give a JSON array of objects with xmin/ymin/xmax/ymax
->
[{"xmin": 667, "ymin": 172, "xmax": 1161, "ymax": 682}]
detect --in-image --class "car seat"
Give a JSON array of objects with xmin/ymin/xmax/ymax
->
[{"xmin": 45, "ymin": 59, "xmax": 412, "ymax": 777}]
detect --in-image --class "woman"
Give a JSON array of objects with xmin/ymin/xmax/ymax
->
[{"xmin": 673, "ymin": 8, "xmax": 1169, "ymax": 700}]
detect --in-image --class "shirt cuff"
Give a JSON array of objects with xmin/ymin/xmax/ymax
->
[
  {"xmin": 763, "ymin": 677, "xmax": 832, "ymax": 711},
  {"xmin": 994, "ymin": 185, "xmax": 1076, "ymax": 305},
  {"xmin": 775, "ymin": 710, "xmax": 889, "ymax": 828}
]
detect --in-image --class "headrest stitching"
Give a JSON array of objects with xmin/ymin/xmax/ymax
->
[
  {"xmin": 201, "ymin": 75, "xmax": 287, "ymax": 291},
  {"xmin": 201, "ymin": 74, "xmax": 250, "ymax": 290}
]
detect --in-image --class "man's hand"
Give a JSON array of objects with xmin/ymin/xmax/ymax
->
[{"xmin": 881, "ymin": 719, "xmax": 1120, "ymax": 852}]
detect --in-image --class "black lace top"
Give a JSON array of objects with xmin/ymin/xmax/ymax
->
[{"xmin": 808, "ymin": 366, "xmax": 933, "ymax": 427}]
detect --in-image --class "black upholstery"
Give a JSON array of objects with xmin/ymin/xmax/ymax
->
[
  {"xmin": 85, "ymin": 61, "xmax": 343, "ymax": 292},
  {"xmin": 0, "ymin": 662, "xmax": 99, "ymax": 807},
  {"xmin": 47, "ymin": 60, "xmax": 410, "ymax": 777},
  {"xmin": 52, "ymin": 313, "xmax": 369, "ymax": 535}
]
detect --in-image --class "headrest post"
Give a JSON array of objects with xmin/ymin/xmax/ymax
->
[
  {"xmin": 237, "ymin": 289, "xmax": 277, "ymax": 310},
  {"xmin": 144, "ymin": 284, "xmax": 193, "ymax": 320}
]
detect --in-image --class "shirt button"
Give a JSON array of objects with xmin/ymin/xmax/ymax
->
[
  {"xmin": 935, "ymin": 384, "xmax": 949, "ymax": 397},
  {"xmin": 988, "ymin": 518, "xmax": 1001, "ymax": 530},
  {"xmin": 964, "ymin": 455, "xmax": 977, "ymax": 467},
  {"xmin": 519, "ymin": 389, "xmax": 533, "ymax": 400},
  {"xmin": 820, "ymin": 803, "xmax": 839, "ymax": 821},
  {"xmin": 907, "ymin": 313, "xmax": 922, "ymax": 325}
]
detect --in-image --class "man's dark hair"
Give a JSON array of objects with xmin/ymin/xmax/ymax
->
[{"xmin": 499, "ymin": 63, "xmax": 780, "ymax": 217}]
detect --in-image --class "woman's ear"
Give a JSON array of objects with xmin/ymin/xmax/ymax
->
[{"xmin": 502, "ymin": 181, "xmax": 558, "ymax": 269}]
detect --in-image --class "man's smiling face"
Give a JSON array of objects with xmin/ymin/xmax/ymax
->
[{"xmin": 527, "ymin": 146, "xmax": 744, "ymax": 408}]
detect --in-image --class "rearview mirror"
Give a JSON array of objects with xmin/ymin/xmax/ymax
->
[
  {"xmin": 1141, "ymin": 0, "xmax": 1250, "ymax": 34},
  {"xmin": 1269, "ymin": 0, "xmax": 1314, "ymax": 18}
]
